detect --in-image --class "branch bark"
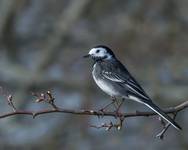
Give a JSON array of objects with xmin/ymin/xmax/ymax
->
[
  {"xmin": 1, "ymin": 99, "xmax": 187, "ymax": 119},
  {"xmin": 1, "ymin": 90, "xmax": 187, "ymax": 139}
]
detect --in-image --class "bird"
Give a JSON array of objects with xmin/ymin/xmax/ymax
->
[{"xmin": 83, "ymin": 45, "xmax": 181, "ymax": 130}]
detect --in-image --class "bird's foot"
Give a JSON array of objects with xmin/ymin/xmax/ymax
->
[
  {"xmin": 98, "ymin": 108, "xmax": 105, "ymax": 118},
  {"xmin": 113, "ymin": 98, "xmax": 125, "ymax": 118},
  {"xmin": 113, "ymin": 109, "xmax": 122, "ymax": 118}
]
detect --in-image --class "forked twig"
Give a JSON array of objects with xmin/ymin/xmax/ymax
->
[{"xmin": 0, "ymin": 90, "xmax": 187, "ymax": 138}]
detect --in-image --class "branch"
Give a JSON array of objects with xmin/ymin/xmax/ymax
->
[
  {"xmin": 156, "ymin": 113, "xmax": 177, "ymax": 140},
  {"xmin": 1, "ymin": 100, "xmax": 187, "ymax": 119},
  {"xmin": 1, "ymin": 90, "xmax": 187, "ymax": 138}
]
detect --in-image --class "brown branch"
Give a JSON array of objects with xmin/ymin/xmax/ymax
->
[
  {"xmin": 156, "ymin": 113, "xmax": 177, "ymax": 140},
  {"xmin": 1, "ymin": 90, "xmax": 187, "ymax": 138},
  {"xmin": 1, "ymin": 99, "xmax": 187, "ymax": 119}
]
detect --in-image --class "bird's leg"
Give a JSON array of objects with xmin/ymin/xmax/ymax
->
[
  {"xmin": 99, "ymin": 96, "xmax": 117, "ymax": 112},
  {"xmin": 117, "ymin": 98, "xmax": 125, "ymax": 111},
  {"xmin": 114, "ymin": 98, "xmax": 125, "ymax": 117},
  {"xmin": 111, "ymin": 96, "xmax": 118, "ymax": 110}
]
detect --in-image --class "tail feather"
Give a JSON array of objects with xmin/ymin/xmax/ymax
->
[{"xmin": 144, "ymin": 102, "xmax": 182, "ymax": 130}]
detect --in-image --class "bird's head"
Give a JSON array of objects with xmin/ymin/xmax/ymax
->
[{"xmin": 83, "ymin": 45, "xmax": 115, "ymax": 61}]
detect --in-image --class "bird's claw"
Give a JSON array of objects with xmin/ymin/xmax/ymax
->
[
  {"xmin": 113, "ymin": 110, "xmax": 121, "ymax": 118},
  {"xmin": 98, "ymin": 108, "xmax": 105, "ymax": 118}
]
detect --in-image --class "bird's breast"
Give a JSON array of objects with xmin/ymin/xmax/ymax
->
[{"xmin": 92, "ymin": 63, "xmax": 120, "ymax": 97}]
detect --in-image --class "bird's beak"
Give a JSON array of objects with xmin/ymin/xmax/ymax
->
[{"xmin": 83, "ymin": 54, "xmax": 90, "ymax": 58}]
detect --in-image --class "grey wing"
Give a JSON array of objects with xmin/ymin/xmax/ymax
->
[{"xmin": 102, "ymin": 69, "xmax": 150, "ymax": 101}]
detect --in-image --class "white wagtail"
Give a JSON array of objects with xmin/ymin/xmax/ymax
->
[{"xmin": 84, "ymin": 45, "xmax": 181, "ymax": 130}]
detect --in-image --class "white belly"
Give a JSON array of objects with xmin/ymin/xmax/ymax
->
[
  {"xmin": 92, "ymin": 63, "xmax": 120, "ymax": 97},
  {"xmin": 93, "ymin": 75, "xmax": 119, "ymax": 97}
]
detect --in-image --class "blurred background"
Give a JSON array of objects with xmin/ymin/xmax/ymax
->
[{"xmin": 0, "ymin": 0, "xmax": 187, "ymax": 149}]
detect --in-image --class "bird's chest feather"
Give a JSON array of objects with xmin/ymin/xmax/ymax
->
[{"xmin": 92, "ymin": 63, "xmax": 119, "ymax": 96}]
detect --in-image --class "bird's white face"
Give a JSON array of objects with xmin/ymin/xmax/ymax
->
[{"xmin": 88, "ymin": 47, "xmax": 112, "ymax": 60}]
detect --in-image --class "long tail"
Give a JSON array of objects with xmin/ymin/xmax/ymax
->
[{"xmin": 144, "ymin": 101, "xmax": 182, "ymax": 130}]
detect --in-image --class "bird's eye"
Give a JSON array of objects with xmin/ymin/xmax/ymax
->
[{"xmin": 96, "ymin": 50, "xmax": 100, "ymax": 53}]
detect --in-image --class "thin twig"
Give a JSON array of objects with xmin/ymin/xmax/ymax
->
[{"xmin": 156, "ymin": 113, "xmax": 177, "ymax": 140}]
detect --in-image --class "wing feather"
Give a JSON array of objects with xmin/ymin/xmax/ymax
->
[{"xmin": 102, "ymin": 70, "xmax": 150, "ymax": 100}]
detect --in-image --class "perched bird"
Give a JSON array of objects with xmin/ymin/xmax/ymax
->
[{"xmin": 84, "ymin": 45, "xmax": 181, "ymax": 130}]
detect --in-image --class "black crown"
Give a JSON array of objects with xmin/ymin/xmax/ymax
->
[{"xmin": 94, "ymin": 45, "xmax": 115, "ymax": 57}]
